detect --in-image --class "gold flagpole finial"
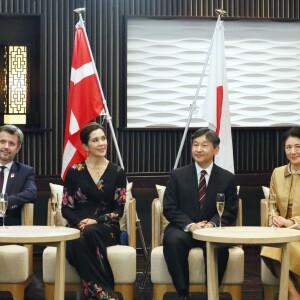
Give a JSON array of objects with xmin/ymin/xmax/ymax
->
[
  {"xmin": 215, "ymin": 9, "xmax": 227, "ymax": 16},
  {"xmin": 74, "ymin": 7, "xmax": 86, "ymax": 14}
]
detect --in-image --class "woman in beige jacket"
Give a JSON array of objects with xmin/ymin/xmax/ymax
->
[{"xmin": 261, "ymin": 126, "xmax": 300, "ymax": 300}]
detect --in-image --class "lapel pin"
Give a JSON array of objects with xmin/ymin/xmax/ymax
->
[{"xmin": 10, "ymin": 173, "xmax": 15, "ymax": 178}]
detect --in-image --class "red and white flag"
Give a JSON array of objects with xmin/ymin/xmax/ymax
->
[
  {"xmin": 201, "ymin": 20, "xmax": 234, "ymax": 173},
  {"xmin": 61, "ymin": 24, "xmax": 104, "ymax": 180}
]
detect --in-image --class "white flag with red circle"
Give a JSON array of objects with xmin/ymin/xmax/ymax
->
[{"xmin": 201, "ymin": 20, "xmax": 234, "ymax": 173}]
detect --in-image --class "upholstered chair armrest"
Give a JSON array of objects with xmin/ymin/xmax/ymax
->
[
  {"xmin": 47, "ymin": 198, "xmax": 52, "ymax": 226},
  {"xmin": 236, "ymin": 198, "xmax": 243, "ymax": 226},
  {"xmin": 47, "ymin": 197, "xmax": 67, "ymax": 227},
  {"xmin": 152, "ymin": 198, "xmax": 162, "ymax": 249},
  {"xmin": 21, "ymin": 203, "xmax": 34, "ymax": 226},
  {"xmin": 126, "ymin": 198, "xmax": 136, "ymax": 248},
  {"xmin": 260, "ymin": 199, "xmax": 268, "ymax": 227}
]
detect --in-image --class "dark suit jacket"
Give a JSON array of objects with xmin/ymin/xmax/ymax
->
[
  {"xmin": 4, "ymin": 162, "xmax": 37, "ymax": 225},
  {"xmin": 163, "ymin": 163, "xmax": 238, "ymax": 229}
]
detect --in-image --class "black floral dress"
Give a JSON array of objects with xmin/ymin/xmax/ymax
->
[{"xmin": 62, "ymin": 161, "xmax": 126, "ymax": 300}]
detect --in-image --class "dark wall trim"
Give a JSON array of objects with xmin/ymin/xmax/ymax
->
[{"xmin": 36, "ymin": 172, "xmax": 271, "ymax": 191}]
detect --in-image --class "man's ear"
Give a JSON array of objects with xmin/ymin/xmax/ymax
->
[
  {"xmin": 16, "ymin": 144, "xmax": 22, "ymax": 153},
  {"xmin": 214, "ymin": 146, "xmax": 220, "ymax": 156}
]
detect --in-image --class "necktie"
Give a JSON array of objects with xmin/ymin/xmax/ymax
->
[
  {"xmin": 0, "ymin": 166, "xmax": 6, "ymax": 193},
  {"xmin": 199, "ymin": 170, "xmax": 207, "ymax": 207}
]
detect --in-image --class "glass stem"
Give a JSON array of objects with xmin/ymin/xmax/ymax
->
[{"xmin": 53, "ymin": 212, "xmax": 56, "ymax": 227}]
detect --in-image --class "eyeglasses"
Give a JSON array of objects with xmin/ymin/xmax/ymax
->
[{"xmin": 285, "ymin": 145, "xmax": 300, "ymax": 152}]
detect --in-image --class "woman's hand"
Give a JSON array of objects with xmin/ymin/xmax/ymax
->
[
  {"xmin": 272, "ymin": 216, "xmax": 294, "ymax": 228},
  {"xmin": 78, "ymin": 218, "xmax": 97, "ymax": 231}
]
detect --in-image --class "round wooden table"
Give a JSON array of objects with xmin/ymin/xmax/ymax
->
[
  {"xmin": 0, "ymin": 225, "xmax": 80, "ymax": 300},
  {"xmin": 193, "ymin": 226, "xmax": 300, "ymax": 300}
]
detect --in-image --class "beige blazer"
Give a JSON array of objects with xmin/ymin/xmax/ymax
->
[{"xmin": 261, "ymin": 164, "xmax": 300, "ymax": 274}]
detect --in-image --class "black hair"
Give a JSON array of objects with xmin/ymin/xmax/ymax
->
[
  {"xmin": 282, "ymin": 126, "xmax": 300, "ymax": 143},
  {"xmin": 191, "ymin": 127, "xmax": 220, "ymax": 148}
]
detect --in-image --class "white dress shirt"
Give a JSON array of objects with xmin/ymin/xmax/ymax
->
[
  {"xmin": 184, "ymin": 162, "xmax": 214, "ymax": 231},
  {"xmin": 0, "ymin": 161, "xmax": 13, "ymax": 193}
]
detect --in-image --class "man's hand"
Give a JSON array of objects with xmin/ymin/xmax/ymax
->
[
  {"xmin": 204, "ymin": 222, "xmax": 215, "ymax": 228},
  {"xmin": 188, "ymin": 221, "xmax": 208, "ymax": 232}
]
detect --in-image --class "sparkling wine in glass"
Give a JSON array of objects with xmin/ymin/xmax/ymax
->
[
  {"xmin": 50, "ymin": 193, "xmax": 59, "ymax": 227},
  {"xmin": 216, "ymin": 193, "xmax": 225, "ymax": 228},
  {"xmin": 268, "ymin": 193, "xmax": 277, "ymax": 229},
  {"xmin": 0, "ymin": 193, "xmax": 8, "ymax": 229}
]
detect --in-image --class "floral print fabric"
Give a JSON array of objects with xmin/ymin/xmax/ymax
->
[{"xmin": 62, "ymin": 161, "xmax": 126, "ymax": 300}]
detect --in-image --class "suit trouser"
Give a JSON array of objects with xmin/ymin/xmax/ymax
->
[{"xmin": 163, "ymin": 224, "xmax": 229, "ymax": 294}]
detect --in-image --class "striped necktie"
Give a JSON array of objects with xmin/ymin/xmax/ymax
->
[
  {"xmin": 0, "ymin": 166, "xmax": 6, "ymax": 193},
  {"xmin": 199, "ymin": 170, "xmax": 207, "ymax": 207}
]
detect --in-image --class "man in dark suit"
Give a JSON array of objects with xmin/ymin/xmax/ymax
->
[
  {"xmin": 0, "ymin": 125, "xmax": 37, "ymax": 225},
  {"xmin": 163, "ymin": 128, "xmax": 238, "ymax": 300}
]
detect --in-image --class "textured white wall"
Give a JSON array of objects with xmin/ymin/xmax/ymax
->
[{"xmin": 127, "ymin": 18, "xmax": 300, "ymax": 128}]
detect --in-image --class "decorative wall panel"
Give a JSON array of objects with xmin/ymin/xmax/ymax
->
[{"xmin": 127, "ymin": 18, "xmax": 300, "ymax": 128}]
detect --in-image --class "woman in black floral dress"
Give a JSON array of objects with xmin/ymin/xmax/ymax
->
[{"xmin": 62, "ymin": 122, "xmax": 126, "ymax": 300}]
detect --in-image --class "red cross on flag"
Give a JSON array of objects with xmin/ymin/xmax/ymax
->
[{"xmin": 61, "ymin": 24, "xmax": 104, "ymax": 180}]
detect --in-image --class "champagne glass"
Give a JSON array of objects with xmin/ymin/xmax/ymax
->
[
  {"xmin": 216, "ymin": 193, "xmax": 225, "ymax": 228},
  {"xmin": 50, "ymin": 193, "xmax": 59, "ymax": 227},
  {"xmin": 268, "ymin": 193, "xmax": 277, "ymax": 229},
  {"xmin": 0, "ymin": 193, "xmax": 8, "ymax": 229}
]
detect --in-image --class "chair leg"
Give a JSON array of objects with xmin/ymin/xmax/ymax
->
[
  {"xmin": 45, "ymin": 282, "xmax": 133, "ymax": 300},
  {"xmin": 115, "ymin": 284, "xmax": 134, "ymax": 300},
  {"xmin": 220, "ymin": 285, "xmax": 242, "ymax": 300},
  {"xmin": 153, "ymin": 284, "xmax": 176, "ymax": 300},
  {"xmin": 44, "ymin": 283, "xmax": 54, "ymax": 300},
  {"xmin": 263, "ymin": 285, "xmax": 278, "ymax": 300},
  {"xmin": 9, "ymin": 285, "xmax": 26, "ymax": 300},
  {"xmin": 0, "ymin": 279, "xmax": 31, "ymax": 300}
]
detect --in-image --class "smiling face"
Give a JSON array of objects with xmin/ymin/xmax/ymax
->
[
  {"xmin": 285, "ymin": 136, "xmax": 300, "ymax": 170},
  {"xmin": 192, "ymin": 134, "xmax": 219, "ymax": 169},
  {"xmin": 83, "ymin": 128, "xmax": 108, "ymax": 158},
  {"xmin": 0, "ymin": 131, "xmax": 21, "ymax": 164}
]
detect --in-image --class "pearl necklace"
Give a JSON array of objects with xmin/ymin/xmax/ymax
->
[{"xmin": 288, "ymin": 164, "xmax": 300, "ymax": 175}]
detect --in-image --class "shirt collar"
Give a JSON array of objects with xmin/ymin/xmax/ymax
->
[
  {"xmin": 0, "ymin": 161, "xmax": 13, "ymax": 171},
  {"xmin": 195, "ymin": 161, "xmax": 214, "ymax": 177},
  {"xmin": 285, "ymin": 163, "xmax": 300, "ymax": 176}
]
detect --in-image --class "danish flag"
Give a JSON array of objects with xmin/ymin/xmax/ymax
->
[{"xmin": 61, "ymin": 24, "xmax": 104, "ymax": 180}]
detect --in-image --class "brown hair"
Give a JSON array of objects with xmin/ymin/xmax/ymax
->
[
  {"xmin": 0, "ymin": 124, "xmax": 24, "ymax": 145},
  {"xmin": 80, "ymin": 122, "xmax": 106, "ymax": 145}
]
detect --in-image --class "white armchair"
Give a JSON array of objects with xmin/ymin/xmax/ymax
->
[
  {"xmin": 0, "ymin": 203, "xmax": 34, "ymax": 300},
  {"xmin": 43, "ymin": 183, "xmax": 136, "ymax": 300},
  {"xmin": 150, "ymin": 191, "xmax": 244, "ymax": 300}
]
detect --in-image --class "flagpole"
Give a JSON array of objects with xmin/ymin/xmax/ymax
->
[
  {"xmin": 75, "ymin": 9, "xmax": 125, "ymax": 171},
  {"xmin": 173, "ymin": 11, "xmax": 226, "ymax": 170},
  {"xmin": 74, "ymin": 8, "xmax": 149, "ymax": 262}
]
